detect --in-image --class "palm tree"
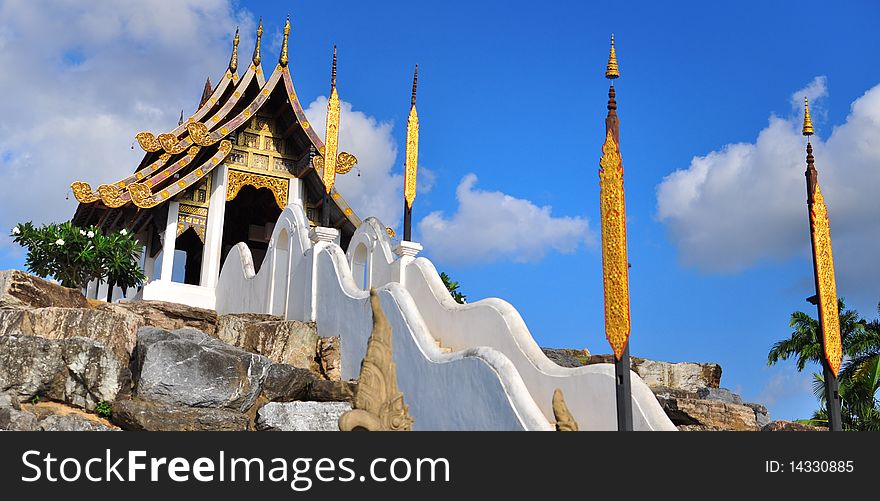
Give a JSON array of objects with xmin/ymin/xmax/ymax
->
[
  {"xmin": 767, "ymin": 299, "xmax": 865, "ymax": 370},
  {"xmin": 769, "ymin": 299, "xmax": 880, "ymax": 430}
]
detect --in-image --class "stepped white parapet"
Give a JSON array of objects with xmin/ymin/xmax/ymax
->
[{"xmin": 216, "ymin": 202, "xmax": 675, "ymax": 431}]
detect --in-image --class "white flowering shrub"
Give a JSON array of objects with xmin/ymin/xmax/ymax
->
[{"xmin": 11, "ymin": 221, "xmax": 145, "ymax": 293}]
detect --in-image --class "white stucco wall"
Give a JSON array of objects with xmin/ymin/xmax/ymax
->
[{"xmin": 214, "ymin": 203, "xmax": 676, "ymax": 431}]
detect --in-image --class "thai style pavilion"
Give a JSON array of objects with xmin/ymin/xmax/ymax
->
[{"xmin": 70, "ymin": 18, "xmax": 361, "ymax": 306}]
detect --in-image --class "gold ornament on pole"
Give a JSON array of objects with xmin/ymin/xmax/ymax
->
[
  {"xmin": 321, "ymin": 46, "xmax": 340, "ymax": 194},
  {"xmin": 228, "ymin": 27, "xmax": 239, "ymax": 73},
  {"xmin": 404, "ymin": 65, "xmax": 420, "ymax": 209},
  {"xmin": 252, "ymin": 18, "xmax": 263, "ymax": 66},
  {"xmin": 599, "ymin": 129, "xmax": 631, "ymax": 360},
  {"xmin": 279, "ymin": 16, "xmax": 290, "ymax": 67},
  {"xmin": 803, "ymin": 97, "xmax": 842, "ymax": 376}
]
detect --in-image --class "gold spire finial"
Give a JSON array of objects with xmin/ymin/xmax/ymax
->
[
  {"xmin": 252, "ymin": 17, "xmax": 263, "ymax": 66},
  {"xmin": 331, "ymin": 45, "xmax": 337, "ymax": 89},
  {"xmin": 803, "ymin": 96, "xmax": 814, "ymax": 137},
  {"xmin": 605, "ymin": 33, "xmax": 620, "ymax": 80},
  {"xmin": 279, "ymin": 16, "xmax": 291, "ymax": 67},
  {"xmin": 229, "ymin": 27, "xmax": 239, "ymax": 72},
  {"xmin": 411, "ymin": 64, "xmax": 418, "ymax": 108}
]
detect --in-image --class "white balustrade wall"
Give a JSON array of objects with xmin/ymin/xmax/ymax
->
[{"xmin": 215, "ymin": 202, "xmax": 676, "ymax": 431}]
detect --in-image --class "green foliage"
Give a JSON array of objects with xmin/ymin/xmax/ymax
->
[
  {"xmin": 11, "ymin": 221, "xmax": 145, "ymax": 292},
  {"xmin": 439, "ymin": 272, "xmax": 466, "ymax": 304},
  {"xmin": 95, "ymin": 400, "xmax": 112, "ymax": 419},
  {"xmin": 769, "ymin": 299, "xmax": 880, "ymax": 430},
  {"xmin": 30, "ymin": 395, "xmax": 40, "ymax": 405}
]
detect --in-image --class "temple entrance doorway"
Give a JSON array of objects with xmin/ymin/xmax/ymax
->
[{"xmin": 221, "ymin": 185, "xmax": 283, "ymax": 274}]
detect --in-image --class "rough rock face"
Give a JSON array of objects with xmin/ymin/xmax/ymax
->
[
  {"xmin": 112, "ymin": 399, "xmax": 248, "ymax": 431},
  {"xmin": 0, "ymin": 269, "xmax": 89, "ymax": 309},
  {"xmin": 214, "ymin": 314, "xmax": 320, "ymax": 372},
  {"xmin": 586, "ymin": 355, "xmax": 722, "ymax": 392},
  {"xmin": 652, "ymin": 386, "xmax": 762, "ymax": 431},
  {"xmin": 39, "ymin": 414, "xmax": 119, "ymax": 431},
  {"xmin": 747, "ymin": 403, "xmax": 771, "ymax": 429},
  {"xmin": 762, "ymin": 420, "xmax": 828, "ymax": 432},
  {"xmin": 113, "ymin": 300, "xmax": 217, "ymax": 336},
  {"xmin": 0, "ymin": 335, "xmax": 126, "ymax": 411},
  {"xmin": 317, "ymin": 336, "xmax": 342, "ymax": 381},
  {"xmin": 261, "ymin": 364, "xmax": 318, "ymax": 402},
  {"xmin": 542, "ymin": 348, "xmax": 592, "ymax": 368},
  {"xmin": 307, "ymin": 380, "xmax": 357, "ymax": 403},
  {"xmin": 0, "ymin": 306, "xmax": 140, "ymax": 365},
  {"xmin": 132, "ymin": 327, "xmax": 272, "ymax": 412},
  {"xmin": 0, "ymin": 399, "xmax": 119, "ymax": 431},
  {"xmin": 0, "ymin": 407, "xmax": 40, "ymax": 430},
  {"xmin": 256, "ymin": 401, "xmax": 351, "ymax": 431}
]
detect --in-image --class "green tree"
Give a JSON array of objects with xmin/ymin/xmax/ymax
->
[
  {"xmin": 11, "ymin": 222, "xmax": 145, "ymax": 300},
  {"xmin": 439, "ymin": 271, "xmax": 466, "ymax": 304},
  {"xmin": 768, "ymin": 299, "xmax": 880, "ymax": 430}
]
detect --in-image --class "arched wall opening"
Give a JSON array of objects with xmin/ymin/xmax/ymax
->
[
  {"xmin": 352, "ymin": 242, "xmax": 369, "ymax": 290},
  {"xmin": 175, "ymin": 227, "xmax": 204, "ymax": 286},
  {"xmin": 271, "ymin": 229, "xmax": 290, "ymax": 316}
]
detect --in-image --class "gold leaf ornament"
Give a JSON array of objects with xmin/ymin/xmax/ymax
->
[
  {"xmin": 811, "ymin": 185, "xmax": 843, "ymax": 376},
  {"xmin": 70, "ymin": 182, "xmax": 100, "ymax": 203},
  {"xmin": 335, "ymin": 151, "xmax": 358, "ymax": 174},
  {"xmin": 136, "ymin": 132, "xmax": 162, "ymax": 152},
  {"xmin": 97, "ymin": 184, "xmax": 126, "ymax": 208},
  {"xmin": 598, "ymin": 130, "xmax": 631, "ymax": 360},
  {"xmin": 128, "ymin": 182, "xmax": 159, "ymax": 208}
]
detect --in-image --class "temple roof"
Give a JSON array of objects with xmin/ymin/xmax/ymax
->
[{"xmin": 71, "ymin": 18, "xmax": 361, "ymax": 230}]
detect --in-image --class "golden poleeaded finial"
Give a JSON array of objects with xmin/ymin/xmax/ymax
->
[
  {"xmin": 279, "ymin": 16, "xmax": 291, "ymax": 67},
  {"xmin": 605, "ymin": 33, "xmax": 620, "ymax": 80},
  {"xmin": 229, "ymin": 27, "xmax": 239, "ymax": 72},
  {"xmin": 331, "ymin": 45, "xmax": 337, "ymax": 89},
  {"xmin": 411, "ymin": 64, "xmax": 418, "ymax": 107},
  {"xmin": 803, "ymin": 96, "xmax": 814, "ymax": 137},
  {"xmin": 253, "ymin": 17, "xmax": 263, "ymax": 66}
]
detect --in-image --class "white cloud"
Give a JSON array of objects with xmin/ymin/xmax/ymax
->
[
  {"xmin": 755, "ymin": 369, "xmax": 814, "ymax": 409},
  {"xmin": 0, "ymin": 0, "xmax": 253, "ymax": 248},
  {"xmin": 656, "ymin": 77, "xmax": 880, "ymax": 296},
  {"xmin": 304, "ymin": 97, "xmax": 405, "ymax": 228},
  {"xmin": 418, "ymin": 174, "xmax": 592, "ymax": 264}
]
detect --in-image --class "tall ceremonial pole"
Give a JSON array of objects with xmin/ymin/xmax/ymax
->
[
  {"xmin": 802, "ymin": 97, "xmax": 843, "ymax": 431},
  {"xmin": 599, "ymin": 34, "xmax": 633, "ymax": 431},
  {"xmin": 322, "ymin": 45, "xmax": 340, "ymax": 227},
  {"xmin": 403, "ymin": 65, "xmax": 419, "ymax": 241}
]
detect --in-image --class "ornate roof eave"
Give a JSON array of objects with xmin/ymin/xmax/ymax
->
[
  {"xmin": 72, "ymin": 63, "xmax": 264, "ymax": 207},
  {"xmin": 73, "ymin": 36, "xmax": 362, "ymax": 229}
]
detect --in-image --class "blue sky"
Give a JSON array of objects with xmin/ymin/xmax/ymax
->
[{"xmin": 1, "ymin": 0, "xmax": 879, "ymax": 421}]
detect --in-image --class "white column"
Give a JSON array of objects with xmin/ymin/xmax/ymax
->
[
  {"xmin": 160, "ymin": 201, "xmax": 180, "ymax": 282},
  {"xmin": 307, "ymin": 227, "xmax": 340, "ymax": 321},
  {"xmin": 393, "ymin": 241, "xmax": 423, "ymax": 287},
  {"xmin": 200, "ymin": 164, "xmax": 228, "ymax": 287},
  {"xmin": 287, "ymin": 177, "xmax": 302, "ymax": 207}
]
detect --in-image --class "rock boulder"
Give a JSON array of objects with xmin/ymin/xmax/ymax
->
[
  {"xmin": 0, "ymin": 306, "xmax": 140, "ymax": 365},
  {"xmin": 214, "ymin": 314, "xmax": 320, "ymax": 372},
  {"xmin": 317, "ymin": 336, "xmax": 342, "ymax": 381},
  {"xmin": 132, "ymin": 327, "xmax": 272, "ymax": 412},
  {"xmin": 0, "ymin": 335, "xmax": 126, "ymax": 411},
  {"xmin": 542, "ymin": 348, "xmax": 592, "ymax": 368},
  {"xmin": 762, "ymin": 420, "xmax": 828, "ymax": 432},
  {"xmin": 112, "ymin": 300, "xmax": 217, "ymax": 336},
  {"xmin": 0, "ymin": 269, "xmax": 88, "ymax": 309},
  {"xmin": 256, "ymin": 401, "xmax": 351, "ymax": 431},
  {"xmin": 112, "ymin": 399, "xmax": 248, "ymax": 431}
]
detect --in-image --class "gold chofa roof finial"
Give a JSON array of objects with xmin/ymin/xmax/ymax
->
[
  {"xmin": 331, "ymin": 45, "xmax": 337, "ymax": 89},
  {"xmin": 411, "ymin": 64, "xmax": 418, "ymax": 107},
  {"xmin": 252, "ymin": 17, "xmax": 263, "ymax": 66},
  {"xmin": 279, "ymin": 16, "xmax": 291, "ymax": 67},
  {"xmin": 803, "ymin": 97, "xmax": 814, "ymax": 137},
  {"xmin": 229, "ymin": 27, "xmax": 239, "ymax": 72},
  {"xmin": 605, "ymin": 33, "xmax": 620, "ymax": 80}
]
